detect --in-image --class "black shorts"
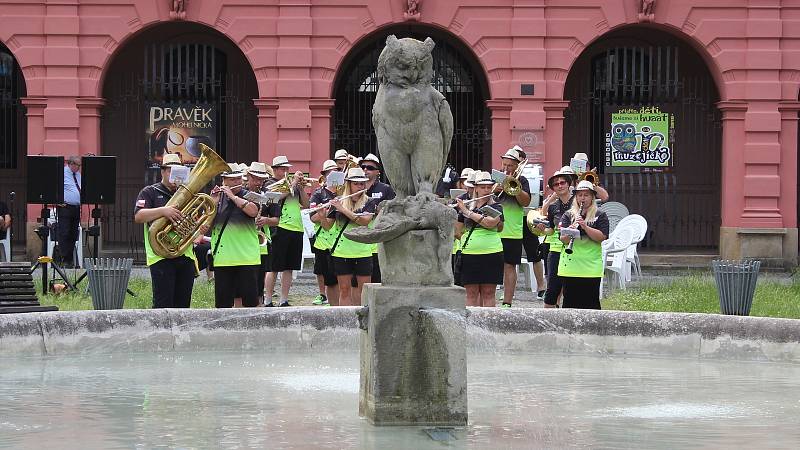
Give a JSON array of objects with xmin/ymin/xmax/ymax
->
[
  {"xmin": 460, "ymin": 252, "xmax": 504, "ymax": 285},
  {"xmin": 271, "ymin": 228, "xmax": 304, "ymax": 271},
  {"xmin": 332, "ymin": 256, "xmax": 373, "ymax": 277},
  {"xmin": 501, "ymin": 238, "xmax": 523, "ymax": 265},
  {"xmin": 214, "ymin": 265, "xmax": 259, "ymax": 308},
  {"xmin": 313, "ymin": 248, "xmax": 338, "ymax": 286}
]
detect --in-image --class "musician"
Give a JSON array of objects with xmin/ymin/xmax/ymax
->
[
  {"xmin": 571, "ymin": 153, "xmax": 609, "ymax": 201},
  {"xmin": 538, "ymin": 167, "xmax": 577, "ymax": 308},
  {"xmin": 134, "ymin": 154, "xmax": 198, "ymax": 308},
  {"xmin": 265, "ymin": 155, "xmax": 310, "ymax": 307},
  {"xmin": 455, "ymin": 171, "xmax": 504, "ymax": 307},
  {"xmin": 494, "ymin": 146, "xmax": 531, "ymax": 308},
  {"xmin": 452, "ymin": 170, "xmax": 475, "ymax": 286},
  {"xmin": 58, "ymin": 155, "xmax": 82, "ymax": 267},
  {"xmin": 245, "ymin": 162, "xmax": 279, "ymax": 307},
  {"xmin": 456, "ymin": 168, "xmax": 473, "ymax": 190},
  {"xmin": 334, "ymin": 149, "xmax": 351, "ymax": 171},
  {"xmin": 320, "ymin": 167, "xmax": 377, "ymax": 306},
  {"xmin": 209, "ymin": 164, "xmax": 260, "ymax": 308},
  {"xmin": 0, "ymin": 199, "xmax": 10, "ymax": 241},
  {"xmin": 558, "ymin": 181, "xmax": 609, "ymax": 309},
  {"xmin": 308, "ymin": 160, "xmax": 341, "ymax": 306},
  {"xmin": 361, "ymin": 153, "xmax": 396, "ymax": 283}
]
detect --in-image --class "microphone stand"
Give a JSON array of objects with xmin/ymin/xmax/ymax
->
[{"xmin": 8, "ymin": 191, "xmax": 14, "ymax": 260}]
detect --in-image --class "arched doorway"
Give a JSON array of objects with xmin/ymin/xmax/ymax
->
[
  {"xmin": 332, "ymin": 25, "xmax": 490, "ymax": 173},
  {"xmin": 563, "ymin": 27, "xmax": 722, "ymax": 251},
  {"xmin": 0, "ymin": 44, "xmax": 27, "ymax": 253},
  {"xmin": 101, "ymin": 22, "xmax": 258, "ymax": 259}
]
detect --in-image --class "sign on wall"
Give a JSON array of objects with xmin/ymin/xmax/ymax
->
[
  {"xmin": 146, "ymin": 103, "xmax": 216, "ymax": 167},
  {"xmin": 604, "ymin": 106, "xmax": 674, "ymax": 170}
]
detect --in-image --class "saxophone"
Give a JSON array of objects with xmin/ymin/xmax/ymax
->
[{"xmin": 148, "ymin": 144, "xmax": 229, "ymax": 258}]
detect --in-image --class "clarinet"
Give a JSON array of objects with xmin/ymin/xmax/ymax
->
[{"xmin": 564, "ymin": 202, "xmax": 584, "ymax": 255}]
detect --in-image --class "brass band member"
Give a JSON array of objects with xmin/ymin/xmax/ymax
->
[
  {"xmin": 334, "ymin": 148, "xmax": 351, "ymax": 171},
  {"xmin": 308, "ymin": 160, "xmax": 340, "ymax": 306},
  {"xmin": 134, "ymin": 154, "xmax": 199, "ymax": 308},
  {"xmin": 209, "ymin": 164, "xmax": 261, "ymax": 308},
  {"xmin": 361, "ymin": 153, "xmax": 396, "ymax": 283},
  {"xmin": 538, "ymin": 166, "xmax": 577, "ymax": 308},
  {"xmin": 455, "ymin": 171, "xmax": 504, "ymax": 307},
  {"xmin": 320, "ymin": 167, "xmax": 377, "ymax": 306},
  {"xmin": 558, "ymin": 181, "xmax": 609, "ymax": 309},
  {"xmin": 456, "ymin": 167, "xmax": 473, "ymax": 190},
  {"xmin": 246, "ymin": 162, "xmax": 279, "ymax": 307},
  {"xmin": 494, "ymin": 146, "xmax": 531, "ymax": 308},
  {"xmin": 452, "ymin": 169, "xmax": 475, "ymax": 286},
  {"xmin": 265, "ymin": 156, "xmax": 310, "ymax": 307},
  {"xmin": 571, "ymin": 152, "xmax": 610, "ymax": 201}
]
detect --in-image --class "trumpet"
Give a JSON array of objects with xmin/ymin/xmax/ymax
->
[
  {"xmin": 265, "ymin": 174, "xmax": 320, "ymax": 193},
  {"xmin": 502, "ymin": 159, "xmax": 528, "ymax": 196},
  {"xmin": 211, "ymin": 184, "xmax": 243, "ymax": 194},
  {"xmin": 304, "ymin": 189, "xmax": 368, "ymax": 214}
]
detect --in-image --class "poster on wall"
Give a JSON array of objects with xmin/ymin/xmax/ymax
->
[
  {"xmin": 604, "ymin": 106, "xmax": 674, "ymax": 171},
  {"xmin": 146, "ymin": 103, "xmax": 216, "ymax": 168}
]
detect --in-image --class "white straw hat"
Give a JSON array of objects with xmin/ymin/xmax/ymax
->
[
  {"xmin": 345, "ymin": 167, "xmax": 369, "ymax": 182},
  {"xmin": 221, "ymin": 163, "xmax": 243, "ymax": 178},
  {"xmin": 321, "ymin": 159, "xmax": 338, "ymax": 174},
  {"xmin": 271, "ymin": 155, "xmax": 292, "ymax": 167},
  {"xmin": 160, "ymin": 153, "xmax": 182, "ymax": 167},
  {"xmin": 334, "ymin": 149, "xmax": 349, "ymax": 160},
  {"xmin": 473, "ymin": 171, "xmax": 495, "ymax": 185}
]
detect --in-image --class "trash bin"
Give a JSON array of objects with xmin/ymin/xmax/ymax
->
[
  {"xmin": 711, "ymin": 259, "xmax": 761, "ymax": 316},
  {"xmin": 85, "ymin": 258, "xmax": 133, "ymax": 310}
]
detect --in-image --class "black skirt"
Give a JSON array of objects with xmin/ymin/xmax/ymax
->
[{"xmin": 460, "ymin": 252, "xmax": 504, "ymax": 285}]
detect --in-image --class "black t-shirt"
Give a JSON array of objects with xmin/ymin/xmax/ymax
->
[
  {"xmin": 547, "ymin": 196, "xmax": 574, "ymax": 229},
  {"xmin": 366, "ymin": 181, "xmax": 396, "ymax": 204},
  {"xmin": 134, "ymin": 183, "xmax": 175, "ymax": 222},
  {"xmin": 309, "ymin": 188, "xmax": 336, "ymax": 217},
  {"xmin": 213, "ymin": 189, "xmax": 255, "ymax": 228},
  {"xmin": 559, "ymin": 210, "xmax": 610, "ymax": 238}
]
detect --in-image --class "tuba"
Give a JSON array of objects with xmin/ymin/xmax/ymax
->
[
  {"xmin": 502, "ymin": 159, "xmax": 528, "ymax": 196},
  {"xmin": 525, "ymin": 209, "xmax": 548, "ymax": 237},
  {"xmin": 148, "ymin": 144, "xmax": 229, "ymax": 258}
]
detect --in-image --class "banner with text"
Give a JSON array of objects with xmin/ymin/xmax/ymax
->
[
  {"xmin": 146, "ymin": 103, "xmax": 216, "ymax": 167},
  {"xmin": 604, "ymin": 106, "xmax": 674, "ymax": 170}
]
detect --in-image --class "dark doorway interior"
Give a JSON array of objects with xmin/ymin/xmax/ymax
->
[
  {"xmin": 101, "ymin": 23, "xmax": 258, "ymax": 260},
  {"xmin": 0, "ymin": 45, "xmax": 27, "ymax": 254},
  {"xmin": 332, "ymin": 25, "xmax": 491, "ymax": 175},
  {"xmin": 563, "ymin": 27, "xmax": 722, "ymax": 251}
]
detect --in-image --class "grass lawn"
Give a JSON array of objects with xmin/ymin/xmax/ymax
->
[
  {"xmin": 602, "ymin": 274, "xmax": 800, "ymax": 319},
  {"xmin": 35, "ymin": 277, "xmax": 317, "ymax": 311}
]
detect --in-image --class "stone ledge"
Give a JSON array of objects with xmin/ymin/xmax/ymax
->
[{"xmin": 1, "ymin": 308, "xmax": 798, "ymax": 362}]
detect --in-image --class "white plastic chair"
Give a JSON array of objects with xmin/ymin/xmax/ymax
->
[
  {"xmin": 601, "ymin": 226, "xmax": 634, "ymax": 295},
  {"xmin": 0, "ymin": 229, "xmax": 10, "ymax": 262},
  {"xmin": 518, "ymin": 257, "xmax": 537, "ymax": 293},
  {"xmin": 615, "ymin": 214, "xmax": 648, "ymax": 281},
  {"xmin": 598, "ymin": 202, "xmax": 630, "ymax": 234},
  {"xmin": 296, "ymin": 210, "xmax": 316, "ymax": 276}
]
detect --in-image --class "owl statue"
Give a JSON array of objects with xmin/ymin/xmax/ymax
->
[
  {"xmin": 611, "ymin": 123, "xmax": 638, "ymax": 153},
  {"xmin": 372, "ymin": 35, "xmax": 454, "ymax": 197}
]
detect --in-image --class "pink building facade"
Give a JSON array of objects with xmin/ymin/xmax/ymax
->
[{"xmin": 0, "ymin": 0, "xmax": 798, "ymax": 266}]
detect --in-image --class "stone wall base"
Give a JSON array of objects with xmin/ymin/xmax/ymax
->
[{"xmin": 720, "ymin": 227, "xmax": 798, "ymax": 269}]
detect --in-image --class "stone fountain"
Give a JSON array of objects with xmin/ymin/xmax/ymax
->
[{"xmin": 346, "ymin": 35, "xmax": 466, "ymax": 426}]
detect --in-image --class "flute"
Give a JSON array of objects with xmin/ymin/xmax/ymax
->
[
  {"xmin": 449, "ymin": 192, "xmax": 495, "ymax": 208},
  {"xmin": 303, "ymin": 189, "xmax": 368, "ymax": 213}
]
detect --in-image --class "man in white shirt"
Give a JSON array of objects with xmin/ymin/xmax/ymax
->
[{"xmin": 57, "ymin": 156, "xmax": 82, "ymax": 266}]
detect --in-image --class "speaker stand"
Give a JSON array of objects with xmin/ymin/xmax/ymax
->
[{"xmin": 30, "ymin": 206, "xmax": 75, "ymax": 295}]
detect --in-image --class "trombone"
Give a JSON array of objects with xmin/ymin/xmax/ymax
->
[{"xmin": 501, "ymin": 159, "xmax": 528, "ymax": 196}]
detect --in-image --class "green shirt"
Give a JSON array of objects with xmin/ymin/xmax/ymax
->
[
  {"xmin": 210, "ymin": 193, "xmax": 260, "ymax": 267},
  {"xmin": 557, "ymin": 237, "xmax": 603, "ymax": 278},
  {"xmin": 497, "ymin": 176, "xmax": 530, "ymax": 240},
  {"xmin": 134, "ymin": 182, "xmax": 197, "ymax": 267},
  {"xmin": 278, "ymin": 195, "xmax": 304, "ymax": 232},
  {"xmin": 329, "ymin": 199, "xmax": 378, "ymax": 259},
  {"xmin": 458, "ymin": 203, "xmax": 504, "ymax": 255}
]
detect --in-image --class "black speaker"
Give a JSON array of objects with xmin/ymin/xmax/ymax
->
[
  {"xmin": 82, "ymin": 156, "xmax": 117, "ymax": 204},
  {"xmin": 27, "ymin": 156, "xmax": 64, "ymax": 204}
]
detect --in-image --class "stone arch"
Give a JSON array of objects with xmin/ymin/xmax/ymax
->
[
  {"xmin": 0, "ymin": 41, "xmax": 27, "ymax": 249},
  {"xmin": 99, "ymin": 21, "xmax": 258, "ymax": 256},
  {"xmin": 330, "ymin": 23, "xmax": 492, "ymax": 172},
  {"xmin": 560, "ymin": 22, "xmax": 726, "ymax": 103},
  {"xmin": 562, "ymin": 25, "xmax": 722, "ymax": 251}
]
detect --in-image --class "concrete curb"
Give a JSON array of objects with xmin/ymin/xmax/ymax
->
[{"xmin": 1, "ymin": 308, "xmax": 799, "ymax": 362}]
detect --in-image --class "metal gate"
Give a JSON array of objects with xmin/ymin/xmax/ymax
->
[
  {"xmin": 101, "ymin": 36, "xmax": 257, "ymax": 261},
  {"xmin": 333, "ymin": 28, "xmax": 490, "ymax": 172},
  {"xmin": 564, "ymin": 30, "xmax": 722, "ymax": 250},
  {"xmin": 0, "ymin": 46, "xmax": 27, "ymax": 253}
]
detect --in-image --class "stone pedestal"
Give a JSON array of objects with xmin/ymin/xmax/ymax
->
[
  {"xmin": 358, "ymin": 284, "xmax": 467, "ymax": 426},
  {"xmin": 378, "ymin": 229, "xmax": 453, "ymax": 286}
]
